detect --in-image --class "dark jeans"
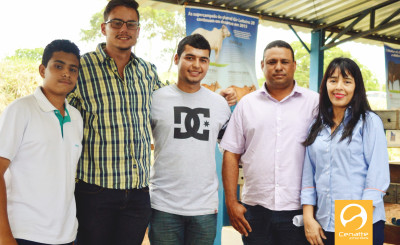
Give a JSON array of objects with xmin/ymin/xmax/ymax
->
[
  {"xmin": 75, "ymin": 180, "xmax": 151, "ymax": 245},
  {"xmin": 242, "ymin": 204, "xmax": 308, "ymax": 245},
  {"xmin": 149, "ymin": 209, "xmax": 217, "ymax": 245},
  {"xmin": 323, "ymin": 220, "xmax": 385, "ymax": 245},
  {"xmin": 16, "ymin": 239, "xmax": 72, "ymax": 245}
]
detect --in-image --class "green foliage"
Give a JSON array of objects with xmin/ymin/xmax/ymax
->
[
  {"xmin": 140, "ymin": 7, "xmax": 185, "ymax": 40},
  {"xmin": 0, "ymin": 57, "xmax": 41, "ymax": 114},
  {"xmin": 140, "ymin": 7, "xmax": 185, "ymax": 71},
  {"xmin": 257, "ymin": 77, "xmax": 265, "ymax": 88},
  {"xmin": 0, "ymin": 48, "xmax": 45, "ymax": 113},
  {"xmin": 80, "ymin": 11, "xmax": 104, "ymax": 42},
  {"xmin": 291, "ymin": 41, "xmax": 381, "ymax": 91},
  {"xmin": 6, "ymin": 48, "xmax": 44, "ymax": 62},
  {"xmin": 291, "ymin": 41, "xmax": 310, "ymax": 88}
]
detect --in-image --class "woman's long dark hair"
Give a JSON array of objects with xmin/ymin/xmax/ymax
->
[{"xmin": 303, "ymin": 57, "xmax": 371, "ymax": 146}]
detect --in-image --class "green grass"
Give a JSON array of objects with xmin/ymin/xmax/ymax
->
[{"xmin": 0, "ymin": 58, "xmax": 41, "ymax": 114}]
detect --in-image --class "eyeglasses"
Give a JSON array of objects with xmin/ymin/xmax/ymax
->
[{"xmin": 105, "ymin": 19, "xmax": 140, "ymax": 30}]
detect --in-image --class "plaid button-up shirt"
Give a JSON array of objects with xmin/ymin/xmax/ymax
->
[{"xmin": 68, "ymin": 43, "xmax": 164, "ymax": 189}]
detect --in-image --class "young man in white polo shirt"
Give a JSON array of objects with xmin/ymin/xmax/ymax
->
[{"xmin": 0, "ymin": 40, "xmax": 83, "ymax": 245}]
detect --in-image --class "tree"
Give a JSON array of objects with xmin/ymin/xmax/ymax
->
[
  {"xmin": 80, "ymin": 6, "xmax": 186, "ymax": 72},
  {"xmin": 0, "ymin": 50, "xmax": 42, "ymax": 113},
  {"xmin": 291, "ymin": 41, "xmax": 382, "ymax": 91},
  {"xmin": 8, "ymin": 48, "xmax": 44, "ymax": 62},
  {"xmin": 140, "ymin": 7, "xmax": 185, "ymax": 72},
  {"xmin": 80, "ymin": 11, "xmax": 104, "ymax": 42}
]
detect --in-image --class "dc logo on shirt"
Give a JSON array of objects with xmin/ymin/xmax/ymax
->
[{"xmin": 174, "ymin": 106, "xmax": 210, "ymax": 141}]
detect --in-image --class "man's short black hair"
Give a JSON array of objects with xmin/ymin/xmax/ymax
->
[
  {"xmin": 263, "ymin": 40, "xmax": 295, "ymax": 61},
  {"xmin": 41, "ymin": 39, "xmax": 80, "ymax": 67},
  {"xmin": 104, "ymin": 0, "xmax": 140, "ymax": 22},
  {"xmin": 177, "ymin": 34, "xmax": 211, "ymax": 58}
]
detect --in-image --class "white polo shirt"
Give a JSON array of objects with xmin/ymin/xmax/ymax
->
[{"xmin": 0, "ymin": 87, "xmax": 83, "ymax": 244}]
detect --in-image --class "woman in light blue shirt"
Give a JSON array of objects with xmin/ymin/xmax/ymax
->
[{"xmin": 301, "ymin": 57, "xmax": 390, "ymax": 245}]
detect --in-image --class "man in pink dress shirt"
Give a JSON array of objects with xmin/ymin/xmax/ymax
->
[{"xmin": 220, "ymin": 40, "xmax": 319, "ymax": 245}]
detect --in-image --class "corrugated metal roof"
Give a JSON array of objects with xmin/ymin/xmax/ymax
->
[{"xmin": 138, "ymin": 0, "xmax": 400, "ymax": 47}]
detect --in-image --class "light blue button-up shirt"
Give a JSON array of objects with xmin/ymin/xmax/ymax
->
[{"xmin": 301, "ymin": 109, "xmax": 390, "ymax": 232}]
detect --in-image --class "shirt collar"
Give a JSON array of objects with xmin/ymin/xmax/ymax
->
[
  {"xmin": 96, "ymin": 42, "xmax": 138, "ymax": 65},
  {"xmin": 34, "ymin": 87, "xmax": 70, "ymax": 114},
  {"xmin": 324, "ymin": 106, "xmax": 353, "ymax": 128},
  {"xmin": 54, "ymin": 107, "xmax": 71, "ymax": 124},
  {"xmin": 62, "ymin": 107, "xmax": 71, "ymax": 122},
  {"xmin": 34, "ymin": 87, "xmax": 57, "ymax": 112},
  {"xmin": 343, "ymin": 106, "xmax": 353, "ymax": 124},
  {"xmin": 96, "ymin": 43, "xmax": 108, "ymax": 63},
  {"xmin": 292, "ymin": 81, "xmax": 305, "ymax": 95},
  {"xmin": 260, "ymin": 80, "xmax": 303, "ymax": 100}
]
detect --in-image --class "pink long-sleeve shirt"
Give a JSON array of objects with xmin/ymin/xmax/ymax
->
[{"xmin": 220, "ymin": 82, "xmax": 319, "ymax": 211}]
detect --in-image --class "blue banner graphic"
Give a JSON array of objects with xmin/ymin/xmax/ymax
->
[
  {"xmin": 185, "ymin": 7, "xmax": 259, "ymax": 100},
  {"xmin": 385, "ymin": 45, "xmax": 400, "ymax": 109}
]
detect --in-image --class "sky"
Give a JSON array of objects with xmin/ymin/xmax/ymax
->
[
  {"xmin": 0, "ymin": 0, "xmax": 107, "ymax": 57},
  {"xmin": 0, "ymin": 0, "xmax": 391, "ymax": 85}
]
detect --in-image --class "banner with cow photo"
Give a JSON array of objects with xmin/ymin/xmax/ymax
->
[
  {"xmin": 385, "ymin": 44, "xmax": 400, "ymax": 109},
  {"xmin": 185, "ymin": 6, "xmax": 259, "ymax": 101}
]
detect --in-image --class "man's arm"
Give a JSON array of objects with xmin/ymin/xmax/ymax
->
[
  {"xmin": 219, "ymin": 87, "xmax": 237, "ymax": 106},
  {"xmin": 0, "ymin": 157, "xmax": 17, "ymax": 245},
  {"xmin": 222, "ymin": 151, "xmax": 251, "ymax": 236}
]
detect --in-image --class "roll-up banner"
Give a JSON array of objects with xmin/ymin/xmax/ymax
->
[
  {"xmin": 185, "ymin": 6, "xmax": 259, "ymax": 101},
  {"xmin": 385, "ymin": 44, "xmax": 400, "ymax": 109}
]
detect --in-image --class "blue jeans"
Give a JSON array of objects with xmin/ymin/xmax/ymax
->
[
  {"xmin": 323, "ymin": 220, "xmax": 385, "ymax": 245},
  {"xmin": 242, "ymin": 204, "xmax": 308, "ymax": 245},
  {"xmin": 75, "ymin": 180, "xmax": 151, "ymax": 245},
  {"xmin": 149, "ymin": 209, "xmax": 217, "ymax": 245},
  {"xmin": 16, "ymin": 239, "xmax": 72, "ymax": 245}
]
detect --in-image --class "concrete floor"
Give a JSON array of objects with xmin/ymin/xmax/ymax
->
[{"xmin": 221, "ymin": 226, "xmax": 243, "ymax": 245}]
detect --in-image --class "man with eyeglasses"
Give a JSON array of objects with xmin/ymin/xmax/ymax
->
[
  {"xmin": 67, "ymin": 0, "xmax": 158, "ymax": 244},
  {"xmin": 68, "ymin": 0, "xmax": 235, "ymax": 245}
]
